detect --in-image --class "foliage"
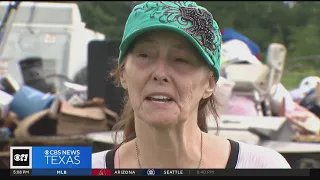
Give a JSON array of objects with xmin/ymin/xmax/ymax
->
[{"xmin": 77, "ymin": 1, "xmax": 320, "ymax": 89}]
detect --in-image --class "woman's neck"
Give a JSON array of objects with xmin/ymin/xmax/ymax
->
[{"xmin": 134, "ymin": 113, "xmax": 203, "ymax": 168}]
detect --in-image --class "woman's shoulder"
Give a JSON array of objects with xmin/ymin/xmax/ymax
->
[
  {"xmin": 236, "ymin": 142, "xmax": 291, "ymax": 169},
  {"xmin": 92, "ymin": 150, "xmax": 110, "ymax": 169}
]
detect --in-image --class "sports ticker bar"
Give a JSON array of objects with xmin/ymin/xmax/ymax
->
[
  {"xmin": 5, "ymin": 169, "xmax": 315, "ymax": 176},
  {"xmin": 93, "ymin": 169, "xmax": 311, "ymax": 176}
]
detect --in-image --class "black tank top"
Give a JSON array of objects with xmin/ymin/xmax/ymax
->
[{"xmin": 105, "ymin": 139, "xmax": 239, "ymax": 169}]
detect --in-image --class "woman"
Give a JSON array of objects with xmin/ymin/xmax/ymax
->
[{"xmin": 92, "ymin": 1, "xmax": 291, "ymax": 169}]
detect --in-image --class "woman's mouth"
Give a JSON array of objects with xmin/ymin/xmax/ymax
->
[{"xmin": 145, "ymin": 95, "xmax": 173, "ymax": 103}]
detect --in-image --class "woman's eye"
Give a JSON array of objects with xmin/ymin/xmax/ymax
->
[
  {"xmin": 175, "ymin": 58, "xmax": 188, "ymax": 63},
  {"xmin": 138, "ymin": 53, "xmax": 148, "ymax": 58}
]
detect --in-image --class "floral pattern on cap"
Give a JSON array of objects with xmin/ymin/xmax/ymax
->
[{"xmin": 133, "ymin": 1, "xmax": 221, "ymax": 68}]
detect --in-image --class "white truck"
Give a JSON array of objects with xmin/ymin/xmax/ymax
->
[{"xmin": 0, "ymin": 1, "xmax": 105, "ymax": 88}]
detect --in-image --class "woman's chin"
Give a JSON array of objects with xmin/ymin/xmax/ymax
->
[{"xmin": 138, "ymin": 112, "xmax": 180, "ymax": 128}]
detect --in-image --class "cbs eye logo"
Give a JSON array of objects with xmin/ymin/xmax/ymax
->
[{"xmin": 10, "ymin": 147, "xmax": 32, "ymax": 169}]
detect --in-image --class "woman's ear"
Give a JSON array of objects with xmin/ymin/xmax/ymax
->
[
  {"xmin": 119, "ymin": 57, "xmax": 128, "ymax": 90},
  {"xmin": 203, "ymin": 76, "xmax": 215, "ymax": 99},
  {"xmin": 120, "ymin": 73, "xmax": 128, "ymax": 90}
]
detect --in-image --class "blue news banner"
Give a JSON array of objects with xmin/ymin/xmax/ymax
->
[
  {"xmin": 8, "ymin": 146, "xmax": 317, "ymax": 176},
  {"xmin": 10, "ymin": 146, "xmax": 92, "ymax": 176}
]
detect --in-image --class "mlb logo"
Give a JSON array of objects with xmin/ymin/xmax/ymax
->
[{"xmin": 10, "ymin": 146, "xmax": 32, "ymax": 169}]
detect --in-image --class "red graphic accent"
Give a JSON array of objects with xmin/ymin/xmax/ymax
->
[{"xmin": 92, "ymin": 169, "xmax": 111, "ymax": 176}]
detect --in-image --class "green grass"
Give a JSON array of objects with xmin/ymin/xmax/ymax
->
[{"xmin": 281, "ymin": 69, "xmax": 320, "ymax": 90}]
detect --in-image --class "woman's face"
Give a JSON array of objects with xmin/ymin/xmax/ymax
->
[{"xmin": 121, "ymin": 30, "xmax": 215, "ymax": 128}]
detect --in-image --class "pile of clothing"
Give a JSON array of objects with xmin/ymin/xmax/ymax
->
[
  {"xmin": 290, "ymin": 76, "xmax": 320, "ymax": 117},
  {"xmin": 218, "ymin": 28, "xmax": 295, "ymax": 116},
  {"xmin": 217, "ymin": 28, "xmax": 320, "ymax": 140}
]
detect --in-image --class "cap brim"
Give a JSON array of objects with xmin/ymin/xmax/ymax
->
[{"xmin": 119, "ymin": 24, "xmax": 219, "ymax": 79}]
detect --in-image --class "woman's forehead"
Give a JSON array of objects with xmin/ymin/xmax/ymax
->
[{"xmin": 134, "ymin": 30, "xmax": 194, "ymax": 50}]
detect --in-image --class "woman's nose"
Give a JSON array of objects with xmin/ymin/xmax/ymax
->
[
  {"xmin": 153, "ymin": 75, "xmax": 169, "ymax": 83},
  {"xmin": 152, "ymin": 59, "xmax": 169, "ymax": 83}
]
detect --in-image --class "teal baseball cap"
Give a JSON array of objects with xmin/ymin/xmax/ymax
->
[{"xmin": 119, "ymin": 1, "xmax": 222, "ymax": 80}]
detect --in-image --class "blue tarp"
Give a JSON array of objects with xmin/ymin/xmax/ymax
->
[{"xmin": 221, "ymin": 28, "xmax": 261, "ymax": 60}]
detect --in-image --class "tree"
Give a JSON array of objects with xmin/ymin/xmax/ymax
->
[{"xmin": 78, "ymin": 2, "xmax": 132, "ymax": 39}]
